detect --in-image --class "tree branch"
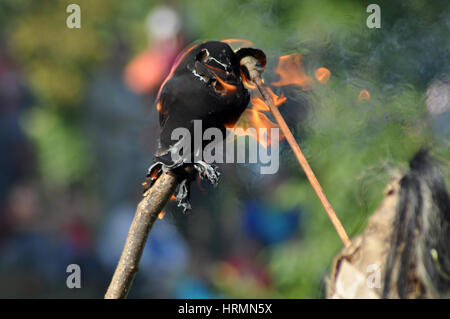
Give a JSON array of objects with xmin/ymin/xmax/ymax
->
[{"xmin": 104, "ymin": 171, "xmax": 179, "ymax": 299}]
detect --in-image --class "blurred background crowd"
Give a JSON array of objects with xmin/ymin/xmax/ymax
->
[{"xmin": 0, "ymin": 0, "xmax": 448, "ymax": 298}]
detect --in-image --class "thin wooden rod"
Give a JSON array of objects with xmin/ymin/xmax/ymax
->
[
  {"xmin": 254, "ymin": 77, "xmax": 351, "ymax": 247},
  {"xmin": 105, "ymin": 171, "xmax": 179, "ymax": 298}
]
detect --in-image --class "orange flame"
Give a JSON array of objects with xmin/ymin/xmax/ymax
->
[
  {"xmin": 315, "ymin": 67, "xmax": 331, "ymax": 84},
  {"xmin": 221, "ymin": 39, "xmax": 254, "ymax": 49},
  {"xmin": 240, "ymin": 71, "xmax": 258, "ymax": 90},
  {"xmin": 230, "ymin": 109, "xmax": 279, "ymax": 148},
  {"xmin": 158, "ymin": 211, "xmax": 166, "ymax": 220},
  {"xmin": 211, "ymin": 71, "xmax": 237, "ymax": 94},
  {"xmin": 358, "ymin": 90, "xmax": 371, "ymax": 101},
  {"xmin": 271, "ymin": 53, "xmax": 314, "ymax": 89},
  {"xmin": 227, "ymin": 88, "xmax": 286, "ymax": 148},
  {"xmin": 266, "ymin": 87, "xmax": 287, "ymax": 107},
  {"xmin": 243, "ymin": 78, "xmax": 257, "ymax": 90},
  {"xmin": 250, "ymin": 93, "xmax": 285, "ymax": 113},
  {"xmin": 170, "ymin": 195, "xmax": 176, "ymax": 201},
  {"xmin": 251, "ymin": 97, "xmax": 270, "ymax": 112}
]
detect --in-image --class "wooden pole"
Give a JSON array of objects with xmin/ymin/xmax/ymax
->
[
  {"xmin": 254, "ymin": 77, "xmax": 351, "ymax": 247},
  {"xmin": 105, "ymin": 171, "xmax": 179, "ymax": 299}
]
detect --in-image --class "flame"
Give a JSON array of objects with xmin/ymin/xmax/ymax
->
[
  {"xmin": 315, "ymin": 67, "xmax": 331, "ymax": 84},
  {"xmin": 211, "ymin": 71, "xmax": 237, "ymax": 94},
  {"xmin": 251, "ymin": 97, "xmax": 270, "ymax": 112},
  {"xmin": 158, "ymin": 211, "xmax": 166, "ymax": 220},
  {"xmin": 204, "ymin": 63, "xmax": 229, "ymax": 74},
  {"xmin": 243, "ymin": 80, "xmax": 257, "ymax": 90},
  {"xmin": 358, "ymin": 90, "xmax": 371, "ymax": 101},
  {"xmin": 156, "ymin": 101, "xmax": 162, "ymax": 112},
  {"xmin": 250, "ymin": 93, "xmax": 285, "ymax": 112},
  {"xmin": 240, "ymin": 71, "xmax": 258, "ymax": 90},
  {"xmin": 221, "ymin": 39, "xmax": 254, "ymax": 49},
  {"xmin": 227, "ymin": 88, "xmax": 286, "ymax": 148},
  {"xmin": 170, "ymin": 194, "xmax": 176, "ymax": 201},
  {"xmin": 266, "ymin": 87, "xmax": 286, "ymax": 107},
  {"xmin": 271, "ymin": 53, "xmax": 314, "ymax": 89},
  {"xmin": 230, "ymin": 110, "xmax": 279, "ymax": 148},
  {"xmin": 143, "ymin": 166, "xmax": 161, "ymax": 188}
]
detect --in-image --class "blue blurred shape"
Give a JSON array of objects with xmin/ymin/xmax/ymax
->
[
  {"xmin": 242, "ymin": 201, "xmax": 301, "ymax": 245},
  {"xmin": 172, "ymin": 276, "xmax": 217, "ymax": 299}
]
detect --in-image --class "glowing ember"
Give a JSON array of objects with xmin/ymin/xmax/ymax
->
[
  {"xmin": 271, "ymin": 53, "xmax": 314, "ymax": 89},
  {"xmin": 358, "ymin": 90, "xmax": 371, "ymax": 101},
  {"xmin": 315, "ymin": 67, "xmax": 331, "ymax": 84},
  {"xmin": 158, "ymin": 211, "xmax": 166, "ymax": 220}
]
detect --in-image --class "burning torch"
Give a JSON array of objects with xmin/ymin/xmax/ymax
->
[{"xmin": 105, "ymin": 41, "xmax": 350, "ymax": 299}]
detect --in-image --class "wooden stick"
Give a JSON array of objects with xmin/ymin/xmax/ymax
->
[
  {"xmin": 254, "ymin": 77, "xmax": 351, "ymax": 247},
  {"xmin": 105, "ymin": 171, "xmax": 179, "ymax": 299}
]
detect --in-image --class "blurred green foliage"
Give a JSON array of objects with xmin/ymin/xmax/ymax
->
[{"xmin": 2, "ymin": 0, "xmax": 448, "ymax": 297}]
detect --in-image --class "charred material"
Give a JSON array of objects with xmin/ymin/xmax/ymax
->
[
  {"xmin": 327, "ymin": 150, "xmax": 450, "ymax": 298},
  {"xmin": 144, "ymin": 41, "xmax": 266, "ymax": 212}
]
